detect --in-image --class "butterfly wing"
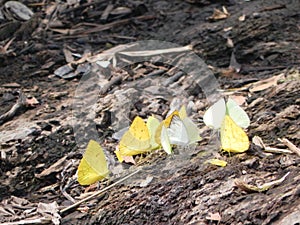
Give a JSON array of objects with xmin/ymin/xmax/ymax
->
[
  {"xmin": 167, "ymin": 115, "xmax": 189, "ymax": 146},
  {"xmin": 146, "ymin": 116, "xmax": 160, "ymax": 149},
  {"xmin": 160, "ymin": 124, "xmax": 172, "ymax": 154},
  {"xmin": 203, "ymin": 98, "xmax": 226, "ymax": 129},
  {"xmin": 179, "ymin": 105, "xmax": 201, "ymax": 143},
  {"xmin": 220, "ymin": 115, "xmax": 250, "ymax": 153},
  {"xmin": 226, "ymin": 98, "xmax": 250, "ymax": 128},
  {"xmin": 182, "ymin": 117, "xmax": 201, "ymax": 143},
  {"xmin": 179, "ymin": 105, "xmax": 188, "ymax": 119},
  {"xmin": 119, "ymin": 116, "xmax": 151, "ymax": 156},
  {"xmin": 78, "ymin": 140, "xmax": 110, "ymax": 185}
]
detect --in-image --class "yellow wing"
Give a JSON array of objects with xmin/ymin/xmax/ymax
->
[
  {"xmin": 118, "ymin": 116, "xmax": 152, "ymax": 157},
  {"xmin": 163, "ymin": 110, "xmax": 180, "ymax": 127},
  {"xmin": 179, "ymin": 105, "xmax": 188, "ymax": 119},
  {"xmin": 220, "ymin": 115, "xmax": 250, "ymax": 153},
  {"xmin": 146, "ymin": 116, "xmax": 160, "ymax": 149},
  {"xmin": 78, "ymin": 140, "xmax": 110, "ymax": 185}
]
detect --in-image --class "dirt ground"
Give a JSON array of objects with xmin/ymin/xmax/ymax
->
[{"xmin": 0, "ymin": 0, "xmax": 299, "ymax": 224}]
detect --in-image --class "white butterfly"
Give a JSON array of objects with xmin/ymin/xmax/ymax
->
[{"xmin": 203, "ymin": 98, "xmax": 250, "ymax": 129}]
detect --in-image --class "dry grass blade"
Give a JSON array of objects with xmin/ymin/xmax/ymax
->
[
  {"xmin": 118, "ymin": 45, "xmax": 193, "ymax": 57},
  {"xmin": 60, "ymin": 169, "xmax": 141, "ymax": 214}
]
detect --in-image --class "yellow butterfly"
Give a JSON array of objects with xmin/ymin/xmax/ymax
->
[
  {"xmin": 147, "ymin": 116, "xmax": 161, "ymax": 150},
  {"xmin": 77, "ymin": 140, "xmax": 110, "ymax": 185},
  {"xmin": 220, "ymin": 115, "xmax": 249, "ymax": 153},
  {"xmin": 115, "ymin": 116, "xmax": 159, "ymax": 162},
  {"xmin": 203, "ymin": 98, "xmax": 250, "ymax": 153}
]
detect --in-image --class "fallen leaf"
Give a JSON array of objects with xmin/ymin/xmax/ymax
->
[
  {"xmin": 206, "ymin": 212, "xmax": 221, "ymax": 221},
  {"xmin": 63, "ymin": 47, "xmax": 74, "ymax": 63},
  {"xmin": 208, "ymin": 6, "xmax": 230, "ymax": 21},
  {"xmin": 35, "ymin": 155, "xmax": 68, "ymax": 178},
  {"xmin": 1, "ymin": 82, "xmax": 21, "ymax": 88},
  {"xmin": 249, "ymin": 74, "xmax": 284, "ymax": 92},
  {"xmin": 230, "ymin": 95, "xmax": 246, "ymax": 105},
  {"xmin": 123, "ymin": 155, "xmax": 136, "ymax": 164},
  {"xmin": 239, "ymin": 14, "xmax": 246, "ymax": 21},
  {"xmin": 37, "ymin": 202, "xmax": 60, "ymax": 225},
  {"xmin": 4, "ymin": 1, "xmax": 34, "ymax": 21},
  {"xmin": 252, "ymin": 135, "xmax": 266, "ymax": 149}
]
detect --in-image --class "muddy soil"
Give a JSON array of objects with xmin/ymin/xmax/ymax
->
[{"xmin": 0, "ymin": 0, "xmax": 299, "ymax": 224}]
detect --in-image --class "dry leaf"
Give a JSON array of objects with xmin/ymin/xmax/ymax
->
[
  {"xmin": 206, "ymin": 212, "xmax": 221, "ymax": 221},
  {"xmin": 249, "ymin": 74, "xmax": 284, "ymax": 92},
  {"xmin": 37, "ymin": 202, "xmax": 60, "ymax": 225},
  {"xmin": 208, "ymin": 6, "xmax": 230, "ymax": 21},
  {"xmin": 239, "ymin": 14, "xmax": 246, "ymax": 21},
  {"xmin": 123, "ymin": 155, "xmax": 136, "ymax": 164},
  {"xmin": 252, "ymin": 135, "xmax": 266, "ymax": 149},
  {"xmin": 35, "ymin": 155, "xmax": 68, "ymax": 178},
  {"xmin": 230, "ymin": 95, "xmax": 246, "ymax": 105},
  {"xmin": 5, "ymin": 1, "xmax": 34, "ymax": 21}
]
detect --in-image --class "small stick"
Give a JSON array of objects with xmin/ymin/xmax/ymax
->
[
  {"xmin": 100, "ymin": 75, "xmax": 122, "ymax": 94},
  {"xmin": 60, "ymin": 169, "xmax": 141, "ymax": 214},
  {"xmin": 100, "ymin": 4, "xmax": 114, "ymax": 22},
  {"xmin": 0, "ymin": 91, "xmax": 26, "ymax": 125},
  {"xmin": 279, "ymin": 138, "xmax": 300, "ymax": 157},
  {"xmin": 163, "ymin": 71, "xmax": 184, "ymax": 86}
]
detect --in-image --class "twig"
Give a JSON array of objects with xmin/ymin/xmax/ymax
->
[
  {"xmin": 100, "ymin": 4, "xmax": 114, "ymax": 22},
  {"xmin": 163, "ymin": 71, "xmax": 185, "ymax": 86},
  {"xmin": 53, "ymin": 15, "xmax": 156, "ymax": 40},
  {"xmin": 279, "ymin": 138, "xmax": 300, "ymax": 157},
  {"xmin": 264, "ymin": 147, "xmax": 292, "ymax": 154},
  {"xmin": 0, "ymin": 217, "xmax": 51, "ymax": 225},
  {"xmin": 0, "ymin": 91, "xmax": 27, "ymax": 125},
  {"xmin": 100, "ymin": 75, "xmax": 122, "ymax": 95},
  {"xmin": 59, "ymin": 169, "xmax": 141, "ymax": 214}
]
